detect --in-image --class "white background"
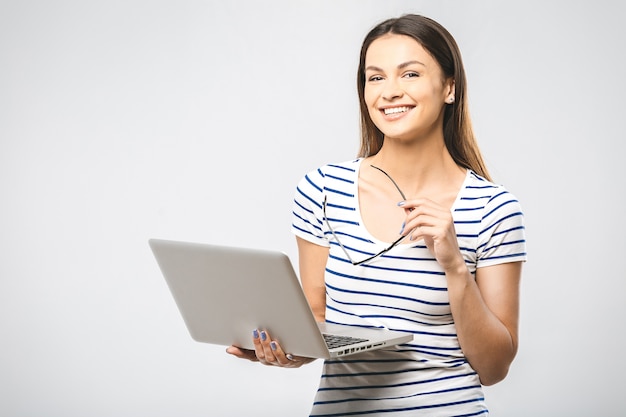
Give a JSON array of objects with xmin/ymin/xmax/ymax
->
[{"xmin": 1, "ymin": 1, "xmax": 624, "ymax": 416}]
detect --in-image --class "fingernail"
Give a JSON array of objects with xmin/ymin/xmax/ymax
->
[
  {"xmin": 260, "ymin": 331, "xmax": 267, "ymax": 341},
  {"xmin": 252, "ymin": 329, "xmax": 259, "ymax": 339},
  {"xmin": 397, "ymin": 201, "xmax": 405, "ymax": 206},
  {"xmin": 270, "ymin": 341, "xmax": 277, "ymax": 351},
  {"xmin": 399, "ymin": 222, "xmax": 405, "ymax": 234}
]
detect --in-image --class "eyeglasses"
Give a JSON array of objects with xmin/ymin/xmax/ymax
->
[
  {"xmin": 322, "ymin": 196, "xmax": 407, "ymax": 266},
  {"xmin": 322, "ymin": 164, "xmax": 410, "ymax": 266}
]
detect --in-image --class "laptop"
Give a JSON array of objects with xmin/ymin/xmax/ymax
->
[{"xmin": 148, "ymin": 238, "xmax": 413, "ymax": 359}]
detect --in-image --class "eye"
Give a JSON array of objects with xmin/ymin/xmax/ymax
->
[
  {"xmin": 403, "ymin": 71, "xmax": 420, "ymax": 78},
  {"xmin": 367, "ymin": 75, "xmax": 384, "ymax": 82}
]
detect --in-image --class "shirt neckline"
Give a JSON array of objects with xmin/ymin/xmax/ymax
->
[{"xmin": 352, "ymin": 157, "xmax": 471, "ymax": 246}]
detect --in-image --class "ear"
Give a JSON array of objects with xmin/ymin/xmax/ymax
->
[{"xmin": 444, "ymin": 79, "xmax": 455, "ymax": 104}]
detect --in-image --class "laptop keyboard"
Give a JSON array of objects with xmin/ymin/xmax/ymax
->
[{"xmin": 323, "ymin": 333, "xmax": 368, "ymax": 349}]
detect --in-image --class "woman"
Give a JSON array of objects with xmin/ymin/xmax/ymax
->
[{"xmin": 228, "ymin": 14, "xmax": 526, "ymax": 416}]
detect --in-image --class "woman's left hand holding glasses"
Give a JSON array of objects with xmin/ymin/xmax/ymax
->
[{"xmin": 398, "ymin": 198, "xmax": 466, "ymax": 273}]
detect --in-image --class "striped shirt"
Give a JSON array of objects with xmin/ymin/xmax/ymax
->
[{"xmin": 291, "ymin": 158, "xmax": 527, "ymax": 416}]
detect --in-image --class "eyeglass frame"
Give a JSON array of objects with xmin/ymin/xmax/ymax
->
[{"xmin": 322, "ymin": 195, "xmax": 407, "ymax": 266}]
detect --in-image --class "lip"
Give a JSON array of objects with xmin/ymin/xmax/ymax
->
[{"xmin": 378, "ymin": 105, "xmax": 415, "ymax": 120}]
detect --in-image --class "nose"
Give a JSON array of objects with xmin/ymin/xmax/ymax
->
[{"xmin": 381, "ymin": 78, "xmax": 403, "ymax": 101}]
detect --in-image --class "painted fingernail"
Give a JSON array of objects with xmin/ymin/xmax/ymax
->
[
  {"xmin": 252, "ymin": 329, "xmax": 259, "ymax": 339},
  {"xmin": 397, "ymin": 201, "xmax": 405, "ymax": 206},
  {"xmin": 399, "ymin": 222, "xmax": 405, "ymax": 234},
  {"xmin": 260, "ymin": 331, "xmax": 267, "ymax": 341},
  {"xmin": 270, "ymin": 341, "xmax": 277, "ymax": 351}
]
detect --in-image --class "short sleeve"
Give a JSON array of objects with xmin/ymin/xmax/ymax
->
[
  {"xmin": 476, "ymin": 187, "xmax": 527, "ymax": 268},
  {"xmin": 290, "ymin": 167, "xmax": 330, "ymax": 247}
]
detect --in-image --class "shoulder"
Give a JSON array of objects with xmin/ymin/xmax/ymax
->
[
  {"xmin": 456, "ymin": 171, "xmax": 526, "ymax": 244},
  {"xmin": 297, "ymin": 158, "xmax": 362, "ymax": 188},
  {"xmin": 291, "ymin": 159, "xmax": 362, "ymax": 246},
  {"xmin": 462, "ymin": 171, "xmax": 523, "ymax": 214},
  {"xmin": 306, "ymin": 158, "xmax": 362, "ymax": 177},
  {"xmin": 462, "ymin": 172, "xmax": 527, "ymax": 265}
]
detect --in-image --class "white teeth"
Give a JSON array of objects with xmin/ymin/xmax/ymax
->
[{"xmin": 383, "ymin": 106, "xmax": 411, "ymax": 115}]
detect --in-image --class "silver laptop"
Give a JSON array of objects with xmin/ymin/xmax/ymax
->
[{"xmin": 148, "ymin": 239, "xmax": 413, "ymax": 359}]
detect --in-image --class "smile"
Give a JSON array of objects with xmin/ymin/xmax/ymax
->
[{"xmin": 382, "ymin": 106, "xmax": 413, "ymax": 115}]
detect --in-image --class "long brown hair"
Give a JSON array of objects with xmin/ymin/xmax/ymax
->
[{"xmin": 356, "ymin": 14, "xmax": 491, "ymax": 180}]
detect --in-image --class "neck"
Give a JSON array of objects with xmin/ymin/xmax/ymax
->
[
  {"xmin": 370, "ymin": 135, "xmax": 459, "ymax": 182},
  {"xmin": 363, "ymin": 134, "xmax": 467, "ymax": 206}
]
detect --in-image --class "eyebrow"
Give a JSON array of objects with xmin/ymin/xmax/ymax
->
[{"xmin": 365, "ymin": 60, "xmax": 426, "ymax": 72}]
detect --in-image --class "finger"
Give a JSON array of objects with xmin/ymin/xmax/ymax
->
[
  {"xmin": 285, "ymin": 353, "xmax": 310, "ymax": 368},
  {"xmin": 258, "ymin": 329, "xmax": 278, "ymax": 364},
  {"xmin": 252, "ymin": 328, "xmax": 266, "ymax": 360},
  {"xmin": 403, "ymin": 214, "xmax": 438, "ymax": 240},
  {"xmin": 226, "ymin": 345, "xmax": 259, "ymax": 362},
  {"xmin": 399, "ymin": 197, "xmax": 439, "ymax": 212},
  {"xmin": 253, "ymin": 328, "xmax": 277, "ymax": 364},
  {"xmin": 403, "ymin": 204, "xmax": 451, "ymax": 237},
  {"xmin": 410, "ymin": 227, "xmax": 436, "ymax": 248},
  {"xmin": 408, "ymin": 205, "xmax": 447, "ymax": 221},
  {"xmin": 268, "ymin": 340, "xmax": 294, "ymax": 367}
]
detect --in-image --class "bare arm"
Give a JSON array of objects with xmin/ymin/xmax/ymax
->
[
  {"xmin": 401, "ymin": 197, "xmax": 522, "ymax": 385},
  {"xmin": 296, "ymin": 236, "xmax": 329, "ymax": 323},
  {"xmin": 445, "ymin": 261, "xmax": 521, "ymax": 386}
]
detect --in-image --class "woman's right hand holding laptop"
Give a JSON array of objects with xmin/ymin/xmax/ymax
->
[
  {"xmin": 226, "ymin": 239, "xmax": 325, "ymax": 368},
  {"xmin": 226, "ymin": 329, "xmax": 316, "ymax": 368}
]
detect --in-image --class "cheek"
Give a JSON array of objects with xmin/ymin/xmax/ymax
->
[
  {"xmin": 363, "ymin": 84, "xmax": 379, "ymax": 105},
  {"xmin": 363, "ymin": 87, "xmax": 380, "ymax": 115}
]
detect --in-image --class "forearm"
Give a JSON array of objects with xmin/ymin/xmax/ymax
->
[
  {"xmin": 446, "ymin": 264, "xmax": 519, "ymax": 386},
  {"xmin": 303, "ymin": 284, "xmax": 326, "ymax": 322}
]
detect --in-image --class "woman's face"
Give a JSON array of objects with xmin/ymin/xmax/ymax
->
[{"xmin": 363, "ymin": 34, "xmax": 454, "ymax": 142}]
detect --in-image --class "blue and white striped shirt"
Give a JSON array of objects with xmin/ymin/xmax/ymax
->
[{"xmin": 291, "ymin": 158, "xmax": 527, "ymax": 416}]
